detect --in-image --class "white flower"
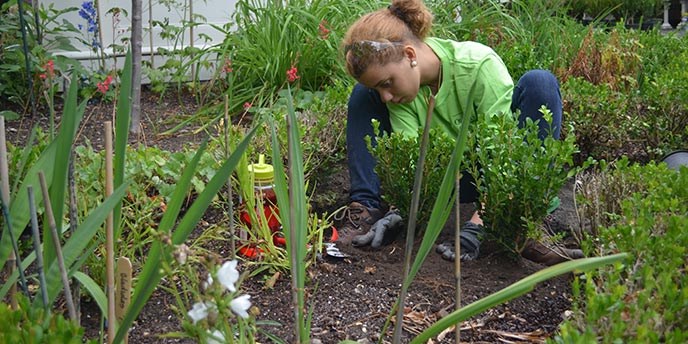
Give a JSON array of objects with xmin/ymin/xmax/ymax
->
[
  {"xmin": 187, "ymin": 301, "xmax": 212, "ymax": 324},
  {"xmin": 206, "ymin": 329, "xmax": 225, "ymax": 344},
  {"xmin": 204, "ymin": 273, "xmax": 213, "ymax": 290},
  {"xmin": 217, "ymin": 260, "xmax": 239, "ymax": 292},
  {"xmin": 230, "ymin": 294, "xmax": 251, "ymax": 319}
]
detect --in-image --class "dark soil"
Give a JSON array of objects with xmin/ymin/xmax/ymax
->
[{"xmin": 4, "ymin": 88, "xmax": 581, "ymax": 343}]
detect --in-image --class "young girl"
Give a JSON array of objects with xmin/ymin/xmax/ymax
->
[{"xmin": 335, "ymin": 0, "xmax": 583, "ymax": 265}]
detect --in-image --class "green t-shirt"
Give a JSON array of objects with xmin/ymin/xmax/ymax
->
[{"xmin": 386, "ymin": 37, "xmax": 514, "ymax": 138}]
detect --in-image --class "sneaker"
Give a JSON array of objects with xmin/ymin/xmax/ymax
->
[
  {"xmin": 521, "ymin": 239, "xmax": 584, "ymax": 266},
  {"xmin": 333, "ymin": 202, "xmax": 383, "ymax": 246}
]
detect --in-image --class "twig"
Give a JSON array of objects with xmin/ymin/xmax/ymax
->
[
  {"xmin": 28, "ymin": 186, "xmax": 49, "ymax": 308},
  {"xmin": 38, "ymin": 171, "xmax": 77, "ymax": 322}
]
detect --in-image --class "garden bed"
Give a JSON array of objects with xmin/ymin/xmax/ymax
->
[{"xmin": 5, "ymin": 87, "xmax": 581, "ymax": 342}]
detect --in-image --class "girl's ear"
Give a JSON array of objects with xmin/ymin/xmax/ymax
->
[{"xmin": 403, "ymin": 45, "xmax": 417, "ymax": 62}]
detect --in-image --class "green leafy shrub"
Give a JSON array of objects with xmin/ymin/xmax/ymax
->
[
  {"xmin": 557, "ymin": 161, "xmax": 688, "ymax": 343},
  {"xmin": 370, "ymin": 107, "xmax": 584, "ymax": 249},
  {"xmin": 368, "ymin": 123, "xmax": 454, "ymax": 230},
  {"xmin": 0, "ymin": 295, "xmax": 95, "ymax": 343},
  {"xmin": 466, "ymin": 109, "xmax": 586, "ymax": 253}
]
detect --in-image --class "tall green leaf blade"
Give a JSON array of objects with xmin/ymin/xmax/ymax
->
[
  {"xmin": 112, "ymin": 139, "xmax": 209, "ymax": 341},
  {"xmin": 114, "ymin": 125, "xmax": 259, "ymax": 344},
  {"xmin": 0, "ymin": 142, "xmax": 56, "ymax": 271},
  {"xmin": 39, "ymin": 182, "xmax": 129, "ymax": 306},
  {"xmin": 114, "ymin": 48, "xmax": 133, "ymax": 235},
  {"xmin": 407, "ymin": 107, "xmax": 472, "ymax": 285},
  {"xmin": 410, "ymin": 253, "xmax": 629, "ymax": 343},
  {"xmin": 270, "ymin": 87, "xmax": 309, "ymax": 340},
  {"xmin": 73, "ymin": 271, "xmax": 107, "ymax": 316},
  {"xmin": 46, "ymin": 79, "xmax": 86, "ymax": 264}
]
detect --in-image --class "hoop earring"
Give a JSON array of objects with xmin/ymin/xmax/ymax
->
[{"xmin": 411, "ymin": 60, "xmax": 417, "ymax": 68}]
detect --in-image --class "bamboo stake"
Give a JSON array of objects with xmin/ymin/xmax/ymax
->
[
  {"xmin": 38, "ymin": 171, "xmax": 77, "ymax": 321},
  {"xmin": 224, "ymin": 94, "xmax": 235, "ymax": 259},
  {"xmin": 28, "ymin": 186, "xmax": 49, "ymax": 309},
  {"xmin": 0, "ymin": 116, "xmax": 18, "ymax": 308},
  {"xmin": 454, "ymin": 175, "xmax": 461, "ymax": 343},
  {"xmin": 105, "ymin": 121, "xmax": 116, "ymax": 344},
  {"xmin": 393, "ymin": 95, "xmax": 436, "ymax": 343}
]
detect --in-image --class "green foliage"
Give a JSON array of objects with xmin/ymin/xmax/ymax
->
[
  {"xmin": 557, "ymin": 162, "xmax": 688, "ymax": 343},
  {"xmin": 562, "ymin": 28, "xmax": 688, "ymax": 164},
  {"xmin": 467, "ymin": 108, "xmax": 586, "ymax": 254},
  {"xmin": 0, "ymin": 295, "xmax": 95, "ymax": 343},
  {"xmin": 566, "ymin": 0, "xmax": 662, "ymax": 22},
  {"xmin": 369, "ymin": 123, "xmax": 454, "ymax": 230}
]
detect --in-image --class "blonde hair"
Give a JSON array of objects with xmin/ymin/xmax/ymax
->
[{"xmin": 343, "ymin": 0, "xmax": 434, "ymax": 78}]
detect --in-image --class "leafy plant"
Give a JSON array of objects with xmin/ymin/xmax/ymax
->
[
  {"xmin": 368, "ymin": 123, "xmax": 454, "ymax": 230},
  {"xmin": 558, "ymin": 161, "xmax": 688, "ymax": 342},
  {"xmin": 0, "ymin": 295, "xmax": 96, "ymax": 343},
  {"xmin": 467, "ymin": 108, "xmax": 587, "ymax": 254}
]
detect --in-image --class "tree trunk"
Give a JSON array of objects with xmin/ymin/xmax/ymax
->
[{"xmin": 130, "ymin": 0, "xmax": 143, "ymax": 135}]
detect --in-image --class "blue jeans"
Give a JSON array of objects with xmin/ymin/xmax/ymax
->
[{"xmin": 346, "ymin": 69, "xmax": 563, "ymax": 210}]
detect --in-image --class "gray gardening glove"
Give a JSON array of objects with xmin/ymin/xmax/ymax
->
[
  {"xmin": 353, "ymin": 208, "xmax": 403, "ymax": 249},
  {"xmin": 435, "ymin": 222, "xmax": 484, "ymax": 261}
]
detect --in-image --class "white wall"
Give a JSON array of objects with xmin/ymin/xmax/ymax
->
[{"xmin": 45, "ymin": 0, "xmax": 238, "ymax": 80}]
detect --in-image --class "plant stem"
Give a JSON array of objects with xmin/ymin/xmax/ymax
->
[
  {"xmin": 105, "ymin": 121, "xmax": 116, "ymax": 343},
  {"xmin": 454, "ymin": 175, "xmax": 461, "ymax": 343},
  {"xmin": 224, "ymin": 94, "xmax": 235, "ymax": 259},
  {"xmin": 28, "ymin": 186, "xmax": 49, "ymax": 309},
  {"xmin": 393, "ymin": 95, "xmax": 436, "ymax": 343},
  {"xmin": 69, "ymin": 153, "xmax": 80, "ymax": 321},
  {"xmin": 16, "ymin": 0, "xmax": 37, "ymax": 118},
  {"xmin": 38, "ymin": 171, "xmax": 77, "ymax": 322}
]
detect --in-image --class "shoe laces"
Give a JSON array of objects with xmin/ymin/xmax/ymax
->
[{"xmin": 333, "ymin": 204, "xmax": 366, "ymax": 229}]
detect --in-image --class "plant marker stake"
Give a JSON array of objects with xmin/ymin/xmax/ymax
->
[
  {"xmin": 105, "ymin": 121, "xmax": 116, "ymax": 344},
  {"xmin": 0, "ymin": 192, "xmax": 30, "ymax": 299},
  {"xmin": 115, "ymin": 257, "xmax": 132, "ymax": 344},
  {"xmin": 28, "ymin": 186, "xmax": 49, "ymax": 309},
  {"xmin": 38, "ymin": 171, "xmax": 77, "ymax": 321},
  {"xmin": 393, "ymin": 95, "xmax": 436, "ymax": 343},
  {"xmin": 0, "ymin": 116, "xmax": 19, "ymax": 308},
  {"xmin": 454, "ymin": 175, "xmax": 461, "ymax": 343}
]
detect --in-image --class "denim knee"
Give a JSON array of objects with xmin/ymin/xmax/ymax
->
[{"xmin": 511, "ymin": 70, "xmax": 562, "ymax": 140}]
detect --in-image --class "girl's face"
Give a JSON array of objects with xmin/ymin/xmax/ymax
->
[{"xmin": 358, "ymin": 58, "xmax": 420, "ymax": 104}]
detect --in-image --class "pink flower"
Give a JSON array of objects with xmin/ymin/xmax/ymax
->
[
  {"xmin": 40, "ymin": 60, "xmax": 55, "ymax": 79},
  {"xmin": 286, "ymin": 66, "xmax": 300, "ymax": 83},
  {"xmin": 318, "ymin": 20, "xmax": 330, "ymax": 40},
  {"xmin": 222, "ymin": 59, "xmax": 233, "ymax": 73},
  {"xmin": 243, "ymin": 102, "xmax": 252, "ymax": 110},
  {"xmin": 97, "ymin": 75, "xmax": 113, "ymax": 94}
]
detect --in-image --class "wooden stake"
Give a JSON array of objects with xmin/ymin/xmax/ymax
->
[
  {"xmin": 105, "ymin": 121, "xmax": 116, "ymax": 344},
  {"xmin": 224, "ymin": 94, "xmax": 235, "ymax": 259},
  {"xmin": 0, "ymin": 116, "xmax": 17, "ymax": 309},
  {"xmin": 454, "ymin": 174, "xmax": 461, "ymax": 343},
  {"xmin": 28, "ymin": 186, "xmax": 49, "ymax": 308},
  {"xmin": 38, "ymin": 171, "xmax": 77, "ymax": 321},
  {"xmin": 115, "ymin": 257, "xmax": 132, "ymax": 344}
]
